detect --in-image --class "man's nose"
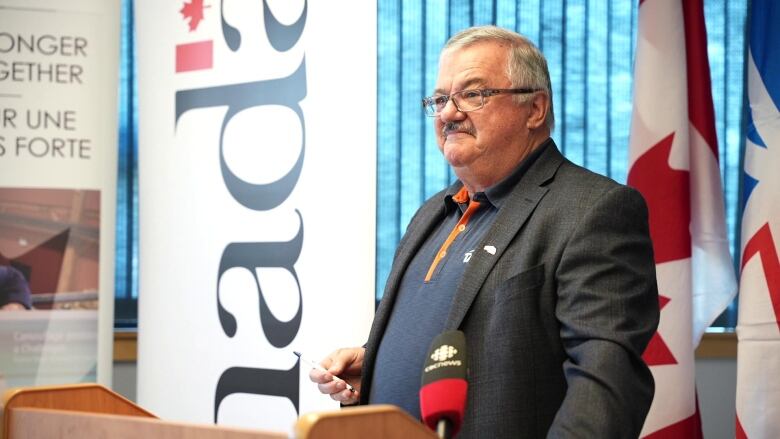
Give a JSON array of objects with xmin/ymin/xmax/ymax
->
[{"xmin": 439, "ymin": 98, "xmax": 466, "ymax": 122}]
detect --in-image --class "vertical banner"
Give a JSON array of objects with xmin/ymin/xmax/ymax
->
[
  {"xmin": 628, "ymin": 0, "xmax": 736, "ymax": 437},
  {"xmin": 736, "ymin": 1, "xmax": 780, "ymax": 437},
  {"xmin": 0, "ymin": 0, "xmax": 120, "ymax": 389},
  {"xmin": 135, "ymin": 0, "xmax": 376, "ymax": 432}
]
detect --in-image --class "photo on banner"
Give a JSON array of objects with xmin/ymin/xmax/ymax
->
[{"xmin": 0, "ymin": 188, "xmax": 100, "ymax": 391}]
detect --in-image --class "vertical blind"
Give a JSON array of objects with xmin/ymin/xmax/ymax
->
[
  {"xmin": 115, "ymin": 0, "xmax": 138, "ymax": 326},
  {"xmin": 375, "ymin": 0, "xmax": 748, "ymax": 327}
]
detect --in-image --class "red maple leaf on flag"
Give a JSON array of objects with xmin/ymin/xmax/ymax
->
[
  {"xmin": 628, "ymin": 133, "xmax": 691, "ymax": 367},
  {"xmin": 627, "ymin": 132, "xmax": 691, "ymax": 263},
  {"xmin": 642, "ymin": 295, "xmax": 677, "ymax": 366},
  {"xmin": 180, "ymin": 0, "xmax": 209, "ymax": 32}
]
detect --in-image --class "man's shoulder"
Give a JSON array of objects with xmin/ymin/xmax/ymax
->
[
  {"xmin": 553, "ymin": 158, "xmax": 641, "ymax": 201},
  {"xmin": 0, "ymin": 266, "xmax": 15, "ymax": 282},
  {"xmin": 0, "ymin": 266, "xmax": 28, "ymax": 292},
  {"xmin": 557, "ymin": 157, "xmax": 619, "ymax": 187},
  {"xmin": 523, "ymin": 153, "xmax": 648, "ymax": 221},
  {"xmin": 526, "ymin": 140, "xmax": 631, "ymax": 196}
]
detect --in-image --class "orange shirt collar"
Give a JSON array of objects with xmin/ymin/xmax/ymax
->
[{"xmin": 452, "ymin": 186, "xmax": 470, "ymax": 204}]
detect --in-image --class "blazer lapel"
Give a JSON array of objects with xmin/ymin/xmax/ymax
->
[{"xmin": 445, "ymin": 145, "xmax": 565, "ymax": 330}]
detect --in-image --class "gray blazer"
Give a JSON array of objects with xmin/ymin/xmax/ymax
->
[{"xmin": 360, "ymin": 142, "xmax": 659, "ymax": 438}]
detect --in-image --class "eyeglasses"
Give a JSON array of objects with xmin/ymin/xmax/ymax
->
[{"xmin": 422, "ymin": 88, "xmax": 539, "ymax": 117}]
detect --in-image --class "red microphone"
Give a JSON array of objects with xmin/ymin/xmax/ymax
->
[{"xmin": 419, "ymin": 330, "xmax": 468, "ymax": 439}]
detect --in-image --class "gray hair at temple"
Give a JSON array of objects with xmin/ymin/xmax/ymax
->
[{"xmin": 444, "ymin": 25, "xmax": 555, "ymax": 131}]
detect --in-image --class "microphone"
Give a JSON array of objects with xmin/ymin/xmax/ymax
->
[{"xmin": 419, "ymin": 330, "xmax": 468, "ymax": 439}]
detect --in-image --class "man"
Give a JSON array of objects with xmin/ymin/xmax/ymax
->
[
  {"xmin": 311, "ymin": 26, "xmax": 659, "ymax": 438},
  {"xmin": 0, "ymin": 265, "xmax": 32, "ymax": 310}
]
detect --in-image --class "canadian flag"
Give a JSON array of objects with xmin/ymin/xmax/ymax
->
[
  {"xmin": 735, "ymin": 1, "xmax": 780, "ymax": 438},
  {"xmin": 627, "ymin": 0, "xmax": 737, "ymax": 437}
]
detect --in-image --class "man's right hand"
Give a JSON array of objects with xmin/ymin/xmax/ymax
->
[{"xmin": 308, "ymin": 347, "xmax": 365, "ymax": 405}]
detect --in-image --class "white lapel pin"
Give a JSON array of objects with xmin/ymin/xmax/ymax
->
[{"xmin": 483, "ymin": 245, "xmax": 496, "ymax": 255}]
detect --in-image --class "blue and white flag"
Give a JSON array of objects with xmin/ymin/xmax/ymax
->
[{"xmin": 736, "ymin": 1, "xmax": 780, "ymax": 437}]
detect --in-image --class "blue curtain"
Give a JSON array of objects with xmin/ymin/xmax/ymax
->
[
  {"xmin": 115, "ymin": 0, "xmax": 138, "ymax": 326},
  {"xmin": 375, "ymin": 0, "xmax": 747, "ymax": 328}
]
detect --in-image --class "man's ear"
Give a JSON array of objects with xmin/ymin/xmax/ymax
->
[{"xmin": 526, "ymin": 92, "xmax": 549, "ymax": 130}]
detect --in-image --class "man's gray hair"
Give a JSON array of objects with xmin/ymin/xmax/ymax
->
[{"xmin": 444, "ymin": 26, "xmax": 555, "ymax": 131}]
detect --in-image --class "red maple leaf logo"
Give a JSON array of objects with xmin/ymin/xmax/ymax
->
[
  {"xmin": 627, "ymin": 132, "xmax": 691, "ymax": 263},
  {"xmin": 180, "ymin": 0, "xmax": 209, "ymax": 32}
]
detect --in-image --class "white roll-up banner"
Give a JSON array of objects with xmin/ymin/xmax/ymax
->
[
  {"xmin": 0, "ymin": 0, "xmax": 120, "ymax": 390},
  {"xmin": 136, "ymin": 0, "xmax": 376, "ymax": 431}
]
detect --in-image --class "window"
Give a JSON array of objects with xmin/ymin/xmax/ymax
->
[{"xmin": 114, "ymin": 0, "xmax": 138, "ymax": 328}]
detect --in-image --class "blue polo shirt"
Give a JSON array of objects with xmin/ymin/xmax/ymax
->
[{"xmin": 369, "ymin": 140, "xmax": 551, "ymax": 418}]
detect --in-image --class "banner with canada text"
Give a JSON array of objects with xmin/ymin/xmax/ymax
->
[{"xmin": 135, "ymin": 0, "xmax": 377, "ymax": 432}]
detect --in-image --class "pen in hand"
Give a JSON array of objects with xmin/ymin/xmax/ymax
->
[{"xmin": 294, "ymin": 350, "xmax": 356, "ymax": 393}]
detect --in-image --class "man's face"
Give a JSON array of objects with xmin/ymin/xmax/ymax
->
[{"xmin": 433, "ymin": 41, "xmax": 530, "ymax": 172}]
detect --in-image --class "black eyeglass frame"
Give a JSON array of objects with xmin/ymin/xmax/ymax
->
[{"xmin": 421, "ymin": 88, "xmax": 540, "ymax": 116}]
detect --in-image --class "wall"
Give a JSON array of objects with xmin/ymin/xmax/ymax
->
[{"xmin": 696, "ymin": 358, "xmax": 738, "ymax": 439}]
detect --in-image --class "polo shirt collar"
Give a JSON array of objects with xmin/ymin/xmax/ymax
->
[{"xmin": 443, "ymin": 137, "xmax": 553, "ymax": 212}]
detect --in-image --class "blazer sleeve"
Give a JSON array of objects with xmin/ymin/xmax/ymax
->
[{"xmin": 547, "ymin": 185, "xmax": 659, "ymax": 438}]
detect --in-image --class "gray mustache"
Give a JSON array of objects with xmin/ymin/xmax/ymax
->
[{"xmin": 442, "ymin": 122, "xmax": 476, "ymax": 137}]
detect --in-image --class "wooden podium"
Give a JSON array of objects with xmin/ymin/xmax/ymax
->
[{"xmin": 1, "ymin": 384, "xmax": 437, "ymax": 439}]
